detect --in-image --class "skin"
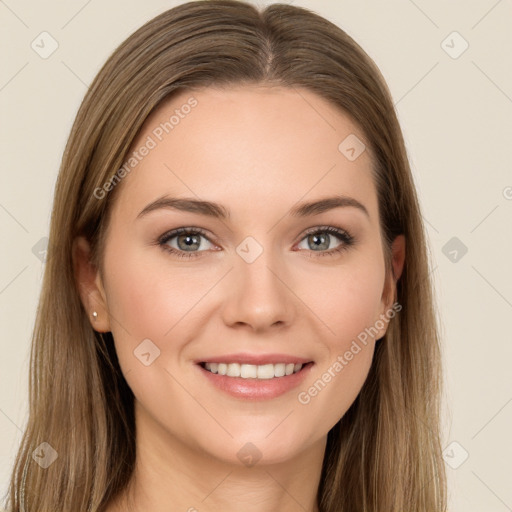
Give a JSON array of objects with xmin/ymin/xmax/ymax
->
[{"xmin": 74, "ymin": 85, "xmax": 405, "ymax": 512}]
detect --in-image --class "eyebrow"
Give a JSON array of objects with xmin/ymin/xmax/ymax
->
[{"xmin": 136, "ymin": 194, "xmax": 370, "ymax": 220}]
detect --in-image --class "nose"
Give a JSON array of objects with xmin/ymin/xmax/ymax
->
[{"xmin": 220, "ymin": 248, "xmax": 296, "ymax": 333}]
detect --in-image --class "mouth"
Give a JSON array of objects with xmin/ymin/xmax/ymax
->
[
  {"xmin": 198, "ymin": 361, "xmax": 312, "ymax": 379},
  {"xmin": 195, "ymin": 360, "xmax": 315, "ymax": 400}
]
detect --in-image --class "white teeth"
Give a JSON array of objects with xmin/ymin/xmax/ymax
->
[
  {"xmin": 203, "ymin": 362, "xmax": 305, "ymax": 379},
  {"xmin": 274, "ymin": 363, "xmax": 286, "ymax": 377},
  {"xmin": 226, "ymin": 363, "xmax": 240, "ymax": 377},
  {"xmin": 240, "ymin": 364, "xmax": 257, "ymax": 378},
  {"xmin": 257, "ymin": 364, "xmax": 275, "ymax": 379}
]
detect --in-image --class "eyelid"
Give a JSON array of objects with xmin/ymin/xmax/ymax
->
[
  {"xmin": 296, "ymin": 224, "xmax": 352, "ymax": 241},
  {"xmin": 158, "ymin": 226, "xmax": 216, "ymax": 244}
]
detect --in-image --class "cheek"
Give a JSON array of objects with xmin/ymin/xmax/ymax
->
[
  {"xmin": 101, "ymin": 244, "xmax": 167, "ymax": 366},
  {"xmin": 102, "ymin": 250, "xmax": 209, "ymax": 425},
  {"xmin": 293, "ymin": 258, "xmax": 384, "ymax": 426},
  {"xmin": 117, "ymin": 270, "xmax": 202, "ymax": 333},
  {"xmin": 103, "ymin": 244, "xmax": 218, "ymax": 368},
  {"xmin": 306, "ymin": 255, "xmax": 386, "ymax": 347}
]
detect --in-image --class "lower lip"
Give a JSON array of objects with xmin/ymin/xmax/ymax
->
[{"xmin": 197, "ymin": 362, "xmax": 314, "ymax": 400}]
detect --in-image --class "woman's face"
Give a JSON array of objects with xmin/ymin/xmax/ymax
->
[{"xmin": 83, "ymin": 85, "xmax": 402, "ymax": 466}]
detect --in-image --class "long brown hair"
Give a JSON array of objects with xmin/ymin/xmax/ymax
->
[{"xmin": 5, "ymin": 1, "xmax": 447, "ymax": 510}]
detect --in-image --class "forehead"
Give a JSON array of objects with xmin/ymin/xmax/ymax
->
[{"xmin": 110, "ymin": 85, "xmax": 379, "ymax": 225}]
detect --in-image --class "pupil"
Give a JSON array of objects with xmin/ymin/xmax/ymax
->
[
  {"xmin": 178, "ymin": 234, "xmax": 199, "ymax": 250},
  {"xmin": 310, "ymin": 233, "xmax": 328, "ymax": 250}
]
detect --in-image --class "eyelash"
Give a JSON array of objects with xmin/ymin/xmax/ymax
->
[{"xmin": 157, "ymin": 225, "xmax": 355, "ymax": 260}]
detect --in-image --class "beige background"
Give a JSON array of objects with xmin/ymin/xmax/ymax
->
[{"xmin": 1, "ymin": 1, "xmax": 511, "ymax": 510}]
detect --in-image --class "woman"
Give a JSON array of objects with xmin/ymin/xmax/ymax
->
[{"xmin": 5, "ymin": 1, "xmax": 447, "ymax": 511}]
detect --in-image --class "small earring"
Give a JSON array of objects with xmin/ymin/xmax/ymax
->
[{"xmin": 92, "ymin": 311, "xmax": 98, "ymax": 320}]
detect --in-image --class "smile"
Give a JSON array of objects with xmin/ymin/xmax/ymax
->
[
  {"xmin": 197, "ymin": 361, "xmax": 314, "ymax": 400},
  {"xmin": 201, "ymin": 362, "xmax": 304, "ymax": 379}
]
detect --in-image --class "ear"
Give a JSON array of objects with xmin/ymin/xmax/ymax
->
[
  {"xmin": 377, "ymin": 234, "xmax": 406, "ymax": 336},
  {"xmin": 72, "ymin": 235, "xmax": 111, "ymax": 332},
  {"xmin": 389, "ymin": 234, "xmax": 405, "ymax": 284}
]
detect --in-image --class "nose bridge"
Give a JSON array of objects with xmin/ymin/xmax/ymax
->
[{"xmin": 222, "ymin": 235, "xmax": 295, "ymax": 330}]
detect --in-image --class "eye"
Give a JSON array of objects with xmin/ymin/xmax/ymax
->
[
  {"xmin": 157, "ymin": 225, "xmax": 355, "ymax": 260},
  {"xmin": 158, "ymin": 227, "xmax": 215, "ymax": 259},
  {"xmin": 295, "ymin": 226, "xmax": 354, "ymax": 257}
]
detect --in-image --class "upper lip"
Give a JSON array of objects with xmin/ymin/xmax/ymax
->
[{"xmin": 195, "ymin": 353, "xmax": 313, "ymax": 365}]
